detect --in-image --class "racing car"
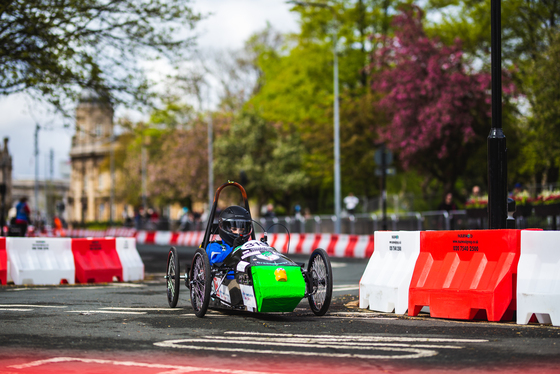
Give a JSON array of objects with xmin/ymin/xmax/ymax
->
[{"xmin": 164, "ymin": 181, "xmax": 333, "ymax": 318}]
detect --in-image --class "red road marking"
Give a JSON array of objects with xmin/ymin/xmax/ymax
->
[{"xmin": 1, "ymin": 349, "xmax": 559, "ymax": 374}]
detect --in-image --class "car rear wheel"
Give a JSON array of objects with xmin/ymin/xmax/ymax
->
[
  {"xmin": 166, "ymin": 247, "xmax": 180, "ymax": 308},
  {"xmin": 307, "ymin": 248, "xmax": 333, "ymax": 316},
  {"xmin": 190, "ymin": 248, "xmax": 211, "ymax": 318}
]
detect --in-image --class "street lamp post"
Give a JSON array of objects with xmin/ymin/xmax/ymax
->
[
  {"xmin": 141, "ymin": 142, "xmax": 147, "ymax": 210},
  {"xmin": 288, "ymin": 1, "xmax": 341, "ymax": 233},
  {"xmin": 0, "ymin": 153, "xmax": 8, "ymax": 236},
  {"xmin": 208, "ymin": 112, "xmax": 214, "ymax": 213},
  {"xmin": 109, "ymin": 131, "xmax": 115, "ymax": 225},
  {"xmin": 488, "ymin": 0, "xmax": 508, "ymax": 229},
  {"xmin": 333, "ymin": 19, "xmax": 341, "ymax": 234},
  {"xmin": 34, "ymin": 124, "xmax": 40, "ymax": 223}
]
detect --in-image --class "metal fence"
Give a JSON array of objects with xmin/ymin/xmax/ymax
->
[{"xmin": 140, "ymin": 209, "xmax": 560, "ymax": 234}]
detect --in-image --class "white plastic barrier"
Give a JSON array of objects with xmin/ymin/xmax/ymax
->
[
  {"xmin": 332, "ymin": 234, "xmax": 351, "ymax": 257},
  {"xmin": 6, "ymin": 238, "xmax": 75, "ymax": 285},
  {"xmin": 359, "ymin": 231, "xmax": 421, "ymax": 314},
  {"xmin": 154, "ymin": 231, "xmax": 172, "ymax": 246},
  {"xmin": 271, "ymin": 233, "xmax": 289, "ymax": 253},
  {"xmin": 517, "ymin": 231, "xmax": 560, "ymax": 326},
  {"xmin": 136, "ymin": 231, "xmax": 147, "ymax": 245},
  {"xmin": 353, "ymin": 235, "xmax": 374, "ymax": 259},
  {"xmin": 116, "ymin": 237, "xmax": 145, "ymax": 282}
]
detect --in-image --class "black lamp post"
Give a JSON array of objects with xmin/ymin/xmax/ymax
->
[{"xmin": 487, "ymin": 0, "xmax": 508, "ymax": 229}]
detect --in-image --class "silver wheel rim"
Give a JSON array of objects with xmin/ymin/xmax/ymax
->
[
  {"xmin": 167, "ymin": 252, "xmax": 176, "ymax": 299},
  {"xmin": 191, "ymin": 254, "xmax": 205, "ymax": 311},
  {"xmin": 311, "ymin": 256, "xmax": 327, "ymax": 309}
]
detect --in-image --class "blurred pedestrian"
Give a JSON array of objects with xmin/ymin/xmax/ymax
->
[
  {"xmin": 344, "ymin": 192, "xmax": 359, "ymax": 215},
  {"xmin": 263, "ymin": 203, "xmax": 276, "ymax": 232},
  {"xmin": 263, "ymin": 203, "xmax": 275, "ymax": 219},
  {"xmin": 53, "ymin": 216, "xmax": 66, "ymax": 237},
  {"xmin": 471, "ymin": 185, "xmax": 481, "ymax": 199},
  {"xmin": 13, "ymin": 196, "xmax": 31, "ymax": 236},
  {"xmin": 294, "ymin": 204, "xmax": 303, "ymax": 220},
  {"xmin": 179, "ymin": 207, "xmax": 190, "ymax": 231},
  {"xmin": 438, "ymin": 192, "xmax": 458, "ymax": 229},
  {"xmin": 438, "ymin": 192, "xmax": 457, "ymax": 212}
]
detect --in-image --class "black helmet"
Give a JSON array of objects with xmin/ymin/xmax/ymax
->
[{"xmin": 218, "ymin": 206, "xmax": 253, "ymax": 247}]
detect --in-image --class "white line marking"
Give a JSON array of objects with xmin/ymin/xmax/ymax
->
[
  {"xmin": 154, "ymin": 339, "xmax": 438, "ymax": 359},
  {"xmin": 333, "ymin": 285, "xmax": 359, "ymax": 291},
  {"xmin": 172, "ymin": 336, "xmax": 464, "ymax": 350},
  {"xmin": 0, "ymin": 304, "xmax": 67, "ymax": 308},
  {"xmin": 8, "ymin": 357, "xmax": 281, "ymax": 374},
  {"xmin": 68, "ymin": 310, "xmax": 147, "ymax": 315},
  {"xmin": 180, "ymin": 313, "xmax": 228, "ymax": 317},
  {"xmin": 330, "ymin": 263, "xmax": 347, "ymax": 268},
  {"xmin": 107, "ymin": 283, "xmax": 146, "ymax": 288},
  {"xmin": 226, "ymin": 331, "xmax": 488, "ymax": 343},
  {"xmin": 7, "ymin": 284, "xmax": 145, "ymax": 292},
  {"xmin": 154, "ymin": 331, "xmax": 488, "ymax": 360},
  {"xmin": 100, "ymin": 307, "xmax": 175, "ymax": 311},
  {"xmin": 0, "ymin": 308, "xmax": 33, "ymax": 311}
]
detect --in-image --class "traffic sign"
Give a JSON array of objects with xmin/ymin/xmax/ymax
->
[
  {"xmin": 374, "ymin": 148, "xmax": 393, "ymax": 165},
  {"xmin": 375, "ymin": 167, "xmax": 396, "ymax": 176}
]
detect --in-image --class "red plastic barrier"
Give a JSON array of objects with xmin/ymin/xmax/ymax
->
[
  {"xmin": 170, "ymin": 232, "xmax": 180, "ymax": 245},
  {"xmin": 408, "ymin": 229, "xmax": 521, "ymax": 321},
  {"xmin": 143, "ymin": 231, "xmax": 156, "ymax": 244},
  {"xmin": 72, "ymin": 238, "xmax": 123, "ymax": 283},
  {"xmin": 0, "ymin": 237, "xmax": 6, "ymax": 285},
  {"xmin": 326, "ymin": 234, "xmax": 338, "ymax": 256},
  {"xmin": 364, "ymin": 235, "xmax": 375, "ymax": 258},
  {"xmin": 343, "ymin": 235, "xmax": 359, "ymax": 258}
]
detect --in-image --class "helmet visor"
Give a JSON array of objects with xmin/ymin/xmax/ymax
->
[{"xmin": 220, "ymin": 219, "xmax": 253, "ymax": 236}]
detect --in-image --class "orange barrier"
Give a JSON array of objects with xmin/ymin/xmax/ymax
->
[
  {"xmin": 0, "ymin": 238, "xmax": 6, "ymax": 285},
  {"xmin": 408, "ymin": 229, "xmax": 520, "ymax": 321},
  {"xmin": 72, "ymin": 238, "xmax": 123, "ymax": 283}
]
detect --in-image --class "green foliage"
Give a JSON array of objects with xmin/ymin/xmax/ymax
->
[
  {"xmin": 518, "ymin": 31, "xmax": 560, "ymax": 183},
  {"xmin": 425, "ymin": 0, "xmax": 560, "ymax": 188},
  {"xmin": 114, "ymin": 101, "xmax": 211, "ymax": 208},
  {"xmin": 0, "ymin": 0, "xmax": 200, "ymax": 113},
  {"xmin": 213, "ymin": 110, "xmax": 309, "ymax": 212},
  {"xmin": 246, "ymin": 0, "xmax": 406, "ymax": 212}
]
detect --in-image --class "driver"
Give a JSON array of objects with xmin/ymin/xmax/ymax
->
[{"xmin": 206, "ymin": 205, "xmax": 253, "ymax": 265}]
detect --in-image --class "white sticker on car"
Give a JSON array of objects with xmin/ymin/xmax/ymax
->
[
  {"xmin": 237, "ymin": 261, "xmax": 250, "ymax": 272},
  {"xmin": 241, "ymin": 250, "xmax": 261, "ymax": 259},
  {"xmin": 241, "ymin": 240, "xmax": 270, "ymax": 251},
  {"xmin": 240, "ymin": 284, "xmax": 257, "ymax": 310}
]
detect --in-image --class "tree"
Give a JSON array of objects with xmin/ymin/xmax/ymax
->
[
  {"xmin": 424, "ymin": 0, "xmax": 560, "ymax": 188},
  {"xmin": 520, "ymin": 31, "xmax": 560, "ymax": 185},
  {"xmin": 247, "ymin": 1, "xmax": 404, "ymax": 212},
  {"xmin": 213, "ymin": 110, "xmax": 309, "ymax": 213},
  {"xmin": 114, "ymin": 102, "xmax": 213, "ymax": 209},
  {"xmin": 371, "ymin": 6, "xmax": 493, "ymax": 195},
  {"xmin": 0, "ymin": 0, "xmax": 200, "ymax": 112}
]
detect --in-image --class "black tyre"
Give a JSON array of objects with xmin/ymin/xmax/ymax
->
[
  {"xmin": 190, "ymin": 248, "xmax": 211, "ymax": 318},
  {"xmin": 307, "ymin": 248, "xmax": 333, "ymax": 316},
  {"xmin": 166, "ymin": 247, "xmax": 180, "ymax": 308}
]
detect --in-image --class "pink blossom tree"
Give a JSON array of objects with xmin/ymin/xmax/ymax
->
[{"xmin": 370, "ymin": 6, "xmax": 492, "ymax": 194}]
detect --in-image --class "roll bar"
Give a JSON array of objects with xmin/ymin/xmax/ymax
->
[{"xmin": 201, "ymin": 181, "xmax": 255, "ymax": 249}]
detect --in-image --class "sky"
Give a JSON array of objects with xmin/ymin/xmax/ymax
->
[{"xmin": 0, "ymin": 0, "xmax": 300, "ymax": 181}]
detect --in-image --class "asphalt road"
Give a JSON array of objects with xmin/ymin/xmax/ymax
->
[{"xmin": 0, "ymin": 244, "xmax": 559, "ymax": 373}]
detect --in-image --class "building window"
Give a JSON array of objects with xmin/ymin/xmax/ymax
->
[
  {"xmin": 98, "ymin": 173, "xmax": 103, "ymax": 189},
  {"xmin": 95, "ymin": 124, "xmax": 103, "ymax": 138},
  {"xmin": 99, "ymin": 203, "xmax": 105, "ymax": 219}
]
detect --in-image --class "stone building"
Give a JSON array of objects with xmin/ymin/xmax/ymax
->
[{"xmin": 67, "ymin": 90, "xmax": 129, "ymax": 225}]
